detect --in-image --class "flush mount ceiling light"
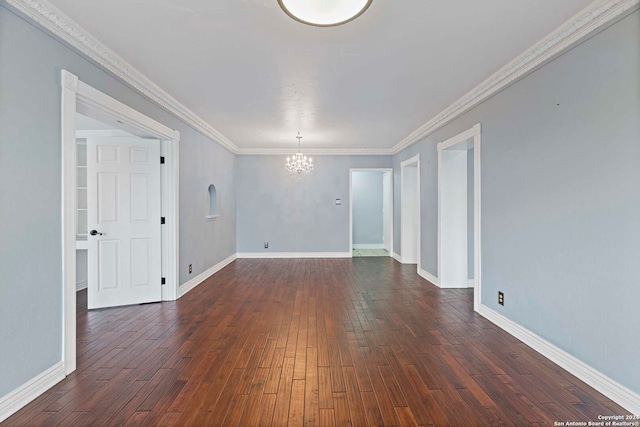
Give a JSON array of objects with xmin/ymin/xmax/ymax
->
[{"xmin": 278, "ymin": 0, "xmax": 372, "ymax": 27}]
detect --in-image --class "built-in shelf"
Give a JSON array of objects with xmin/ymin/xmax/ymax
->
[
  {"xmin": 76, "ymin": 237, "xmax": 88, "ymax": 250},
  {"xmin": 77, "ymin": 138, "xmax": 88, "ymax": 236}
]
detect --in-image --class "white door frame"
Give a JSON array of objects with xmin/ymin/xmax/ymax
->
[
  {"xmin": 400, "ymin": 154, "xmax": 421, "ymax": 272},
  {"xmin": 437, "ymin": 123, "xmax": 482, "ymax": 312},
  {"xmin": 349, "ymin": 168, "xmax": 393, "ymax": 256},
  {"xmin": 61, "ymin": 70, "xmax": 180, "ymax": 375}
]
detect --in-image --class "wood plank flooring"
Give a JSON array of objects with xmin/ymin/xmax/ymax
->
[{"xmin": 3, "ymin": 258, "xmax": 629, "ymax": 426}]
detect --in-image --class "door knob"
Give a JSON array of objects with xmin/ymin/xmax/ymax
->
[{"xmin": 89, "ymin": 230, "xmax": 103, "ymax": 236}]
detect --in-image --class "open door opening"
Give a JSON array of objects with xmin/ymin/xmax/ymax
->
[
  {"xmin": 400, "ymin": 155, "xmax": 420, "ymax": 270},
  {"xmin": 75, "ymin": 114, "xmax": 163, "ymax": 309},
  {"xmin": 61, "ymin": 70, "xmax": 179, "ymax": 375},
  {"xmin": 437, "ymin": 124, "xmax": 482, "ymax": 312},
  {"xmin": 349, "ymin": 168, "xmax": 393, "ymax": 258}
]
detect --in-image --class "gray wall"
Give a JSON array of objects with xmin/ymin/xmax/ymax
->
[
  {"xmin": 237, "ymin": 156, "xmax": 392, "ymax": 253},
  {"xmin": 352, "ymin": 171, "xmax": 383, "ymax": 246},
  {"xmin": 394, "ymin": 11, "xmax": 640, "ymax": 394},
  {"xmin": 178, "ymin": 129, "xmax": 236, "ymax": 285},
  {"xmin": 0, "ymin": 5, "xmax": 236, "ymax": 397}
]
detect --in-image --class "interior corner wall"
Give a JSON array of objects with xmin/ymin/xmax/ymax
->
[
  {"xmin": 236, "ymin": 156, "xmax": 392, "ymax": 253},
  {"xmin": 352, "ymin": 171, "xmax": 384, "ymax": 246},
  {"xmin": 0, "ymin": 4, "xmax": 236, "ymax": 398},
  {"xmin": 393, "ymin": 10, "xmax": 640, "ymax": 395}
]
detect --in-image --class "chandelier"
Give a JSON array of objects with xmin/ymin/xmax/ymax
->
[
  {"xmin": 285, "ymin": 132, "xmax": 314, "ymax": 179},
  {"xmin": 278, "ymin": 0, "xmax": 372, "ymax": 27}
]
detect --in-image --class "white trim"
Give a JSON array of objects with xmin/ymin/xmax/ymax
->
[
  {"xmin": 467, "ymin": 279, "xmax": 475, "ymax": 288},
  {"xmin": 437, "ymin": 124, "xmax": 481, "ymax": 151},
  {"xmin": 178, "ymin": 253, "xmax": 237, "ymax": 298},
  {"xmin": 76, "ymin": 280, "xmax": 87, "ymax": 291},
  {"xmin": 349, "ymin": 168, "xmax": 394, "ymax": 260},
  {"xmin": 477, "ymin": 305, "xmax": 640, "ymax": 415},
  {"xmin": 61, "ymin": 70, "xmax": 180, "ymax": 379},
  {"xmin": 61, "ymin": 70, "xmax": 78, "ymax": 376},
  {"xmin": 352, "ymin": 244, "xmax": 385, "ymax": 250},
  {"xmin": 441, "ymin": 282, "xmax": 468, "ymax": 289},
  {"xmin": 400, "ymin": 154, "xmax": 421, "ymax": 169},
  {"xmin": 161, "ymin": 132, "xmax": 180, "ymax": 302},
  {"xmin": 392, "ymin": 252, "xmax": 402, "ymax": 263},
  {"xmin": 6, "ymin": 0, "xmax": 639, "ymax": 156},
  {"xmin": 474, "ymin": 132, "xmax": 482, "ymax": 312},
  {"xmin": 400, "ymin": 155, "xmax": 421, "ymax": 272},
  {"xmin": 6, "ymin": 0, "xmax": 237, "ymax": 153},
  {"xmin": 238, "ymin": 147, "xmax": 393, "ymax": 156},
  {"xmin": 0, "ymin": 362, "xmax": 65, "ymax": 423},
  {"xmin": 391, "ymin": 0, "xmax": 640, "ymax": 154},
  {"xmin": 237, "ymin": 252, "xmax": 352, "ymax": 259},
  {"xmin": 437, "ymin": 124, "xmax": 482, "ymax": 312},
  {"xmin": 418, "ymin": 267, "xmax": 439, "ymax": 287}
]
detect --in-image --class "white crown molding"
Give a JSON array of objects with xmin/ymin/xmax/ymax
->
[
  {"xmin": 6, "ymin": 0, "xmax": 237, "ymax": 153},
  {"xmin": 391, "ymin": 0, "xmax": 640, "ymax": 154},
  {"xmin": 237, "ymin": 147, "xmax": 393, "ymax": 156},
  {"xmin": 7, "ymin": 0, "xmax": 638, "ymax": 155}
]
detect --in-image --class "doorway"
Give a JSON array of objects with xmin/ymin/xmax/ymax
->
[
  {"xmin": 75, "ymin": 114, "xmax": 157, "ymax": 294},
  {"xmin": 349, "ymin": 168, "xmax": 393, "ymax": 257},
  {"xmin": 437, "ymin": 124, "xmax": 482, "ymax": 312},
  {"xmin": 401, "ymin": 155, "xmax": 420, "ymax": 269},
  {"xmin": 61, "ymin": 70, "xmax": 180, "ymax": 375},
  {"xmin": 75, "ymin": 116, "xmax": 164, "ymax": 309}
]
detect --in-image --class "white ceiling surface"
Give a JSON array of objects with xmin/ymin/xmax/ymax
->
[{"xmin": 50, "ymin": 0, "xmax": 595, "ymax": 151}]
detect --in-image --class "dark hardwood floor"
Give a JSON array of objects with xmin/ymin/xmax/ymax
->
[{"xmin": 4, "ymin": 258, "xmax": 628, "ymax": 426}]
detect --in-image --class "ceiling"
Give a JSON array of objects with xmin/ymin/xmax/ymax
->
[{"xmin": 48, "ymin": 0, "xmax": 596, "ymax": 151}]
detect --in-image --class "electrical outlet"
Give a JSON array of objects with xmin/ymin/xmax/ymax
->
[
  {"xmin": 498, "ymin": 291, "xmax": 504, "ymax": 306},
  {"xmin": 189, "ymin": 264, "xmax": 192, "ymax": 274},
  {"xmin": 264, "ymin": 242, "xmax": 269, "ymax": 249}
]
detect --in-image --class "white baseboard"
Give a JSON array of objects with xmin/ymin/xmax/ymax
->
[
  {"xmin": 439, "ymin": 281, "xmax": 469, "ymax": 289},
  {"xmin": 236, "ymin": 252, "xmax": 352, "ymax": 259},
  {"xmin": 418, "ymin": 267, "xmax": 439, "ymax": 286},
  {"xmin": 0, "ymin": 361, "xmax": 65, "ymax": 423},
  {"xmin": 468, "ymin": 279, "xmax": 475, "ymax": 288},
  {"xmin": 352, "ymin": 244, "xmax": 384, "ymax": 250},
  {"xmin": 477, "ymin": 304, "xmax": 640, "ymax": 415},
  {"xmin": 178, "ymin": 253, "xmax": 237, "ymax": 298},
  {"xmin": 76, "ymin": 280, "xmax": 87, "ymax": 291},
  {"xmin": 392, "ymin": 252, "xmax": 402, "ymax": 263}
]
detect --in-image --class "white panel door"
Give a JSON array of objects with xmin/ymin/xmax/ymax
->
[{"xmin": 87, "ymin": 137, "xmax": 161, "ymax": 309}]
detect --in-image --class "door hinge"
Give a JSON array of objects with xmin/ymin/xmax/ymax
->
[
  {"xmin": 161, "ymin": 217, "xmax": 166, "ymax": 224},
  {"xmin": 161, "ymin": 277, "xmax": 166, "ymax": 285},
  {"xmin": 160, "ymin": 156, "xmax": 165, "ymax": 164}
]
